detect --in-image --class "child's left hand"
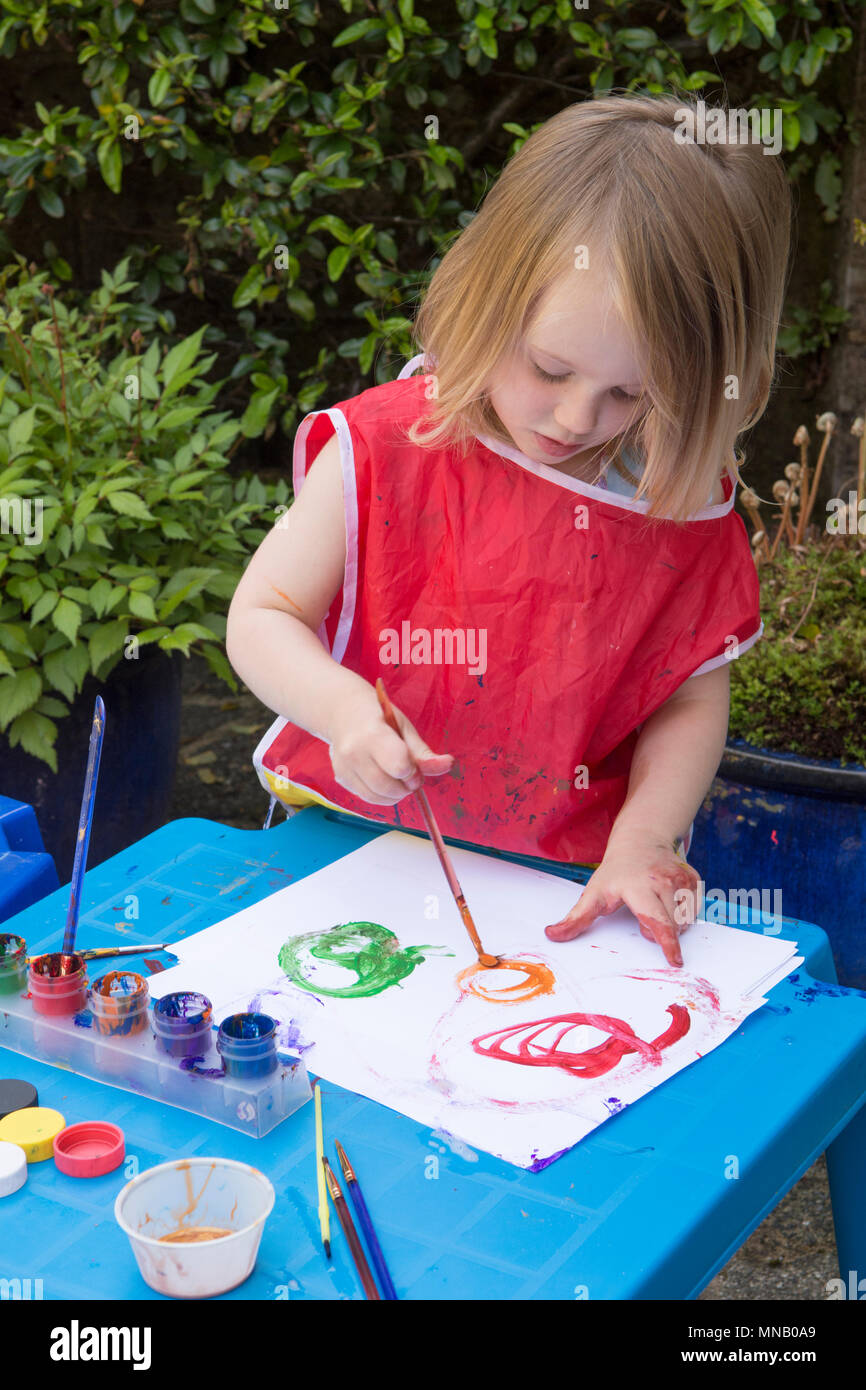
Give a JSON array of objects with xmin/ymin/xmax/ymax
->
[{"xmin": 543, "ymin": 829, "xmax": 702, "ymax": 968}]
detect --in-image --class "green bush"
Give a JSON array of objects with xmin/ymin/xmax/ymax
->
[
  {"xmin": 729, "ymin": 540, "xmax": 866, "ymax": 764},
  {"xmin": 0, "ymin": 256, "xmax": 288, "ymax": 769},
  {"xmin": 0, "ymin": 0, "xmax": 858, "ymax": 439}
]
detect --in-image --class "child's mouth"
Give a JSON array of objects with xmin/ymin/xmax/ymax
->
[{"xmin": 533, "ymin": 431, "xmax": 584, "ymax": 457}]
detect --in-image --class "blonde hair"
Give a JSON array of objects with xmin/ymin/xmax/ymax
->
[{"xmin": 405, "ymin": 91, "xmax": 793, "ymax": 523}]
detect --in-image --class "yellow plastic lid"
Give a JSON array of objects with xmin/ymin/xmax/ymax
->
[{"xmin": 0, "ymin": 1107, "xmax": 66, "ymax": 1163}]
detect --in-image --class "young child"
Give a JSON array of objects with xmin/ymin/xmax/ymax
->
[{"xmin": 226, "ymin": 93, "xmax": 792, "ymax": 971}]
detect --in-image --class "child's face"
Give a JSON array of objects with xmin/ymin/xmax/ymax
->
[{"xmin": 487, "ymin": 272, "xmax": 648, "ymax": 469}]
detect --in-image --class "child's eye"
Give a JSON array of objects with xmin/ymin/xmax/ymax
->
[
  {"xmin": 531, "ymin": 361, "xmax": 638, "ymax": 401},
  {"xmin": 532, "ymin": 362, "xmax": 568, "ymax": 384}
]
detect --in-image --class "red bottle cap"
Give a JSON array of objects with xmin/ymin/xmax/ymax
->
[{"xmin": 52, "ymin": 1122, "xmax": 125, "ymax": 1178}]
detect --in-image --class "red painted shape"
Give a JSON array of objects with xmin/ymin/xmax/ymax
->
[{"xmin": 472, "ymin": 1005, "xmax": 690, "ymax": 1079}]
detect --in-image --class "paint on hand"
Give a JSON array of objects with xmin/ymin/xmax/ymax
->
[
  {"xmin": 456, "ymin": 956, "xmax": 556, "ymax": 1004},
  {"xmin": 269, "ymin": 583, "xmax": 304, "ymax": 613},
  {"xmin": 471, "ymin": 1005, "xmax": 690, "ymax": 1080},
  {"xmin": 278, "ymin": 922, "xmax": 450, "ymax": 999}
]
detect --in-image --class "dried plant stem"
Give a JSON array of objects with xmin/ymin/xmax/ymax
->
[
  {"xmin": 801, "ymin": 430, "xmax": 835, "ymax": 536},
  {"xmin": 794, "ymin": 433, "xmax": 810, "ymax": 545},
  {"xmin": 769, "ymin": 498, "xmax": 792, "ymax": 561}
]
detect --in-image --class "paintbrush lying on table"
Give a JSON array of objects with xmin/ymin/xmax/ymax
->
[{"xmin": 375, "ymin": 677, "xmax": 499, "ymax": 969}]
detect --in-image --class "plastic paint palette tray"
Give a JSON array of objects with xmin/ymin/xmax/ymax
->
[{"xmin": 0, "ymin": 990, "xmax": 312, "ymax": 1139}]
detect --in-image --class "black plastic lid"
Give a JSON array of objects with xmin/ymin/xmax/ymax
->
[{"xmin": 0, "ymin": 1079, "xmax": 38, "ymax": 1120}]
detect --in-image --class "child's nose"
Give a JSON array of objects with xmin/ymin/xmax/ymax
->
[{"xmin": 554, "ymin": 384, "xmax": 599, "ymax": 437}]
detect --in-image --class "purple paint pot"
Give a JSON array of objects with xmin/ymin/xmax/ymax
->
[
  {"xmin": 28, "ymin": 953, "xmax": 88, "ymax": 1016},
  {"xmin": 0, "ymin": 934, "xmax": 27, "ymax": 996},
  {"xmin": 151, "ymin": 992, "xmax": 213, "ymax": 1059},
  {"xmin": 90, "ymin": 972, "xmax": 150, "ymax": 1037},
  {"xmin": 216, "ymin": 1013, "xmax": 278, "ymax": 1079}
]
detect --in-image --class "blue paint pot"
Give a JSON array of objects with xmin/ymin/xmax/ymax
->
[
  {"xmin": 216, "ymin": 1013, "xmax": 278, "ymax": 1079},
  {"xmin": 152, "ymin": 992, "xmax": 213, "ymax": 1059}
]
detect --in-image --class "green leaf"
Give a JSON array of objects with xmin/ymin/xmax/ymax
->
[
  {"xmin": 35, "ymin": 695, "xmax": 69, "ymax": 718},
  {"xmin": 88, "ymin": 577, "xmax": 114, "ymax": 619},
  {"xmin": 327, "ymin": 245, "xmax": 352, "ymax": 281},
  {"xmin": 158, "ymin": 404, "xmax": 205, "ymax": 430},
  {"xmin": 88, "ymin": 619, "xmax": 128, "ymax": 673},
  {"xmin": 741, "ymin": 0, "xmax": 776, "ymax": 42},
  {"xmin": 0, "ymin": 667, "xmax": 42, "ymax": 731},
  {"xmin": 240, "ymin": 388, "xmax": 279, "ymax": 438},
  {"xmin": 617, "ymin": 28, "xmax": 657, "ymax": 51},
  {"xmin": 128, "ymin": 590, "xmax": 158, "ymax": 621},
  {"xmin": 7, "ymin": 710, "xmax": 57, "ymax": 771},
  {"xmin": 52, "ymin": 596, "xmax": 82, "ymax": 644},
  {"xmin": 156, "ymin": 567, "xmax": 219, "ymax": 621},
  {"xmin": 0, "ymin": 622, "xmax": 37, "ymax": 659},
  {"xmin": 43, "ymin": 644, "xmax": 90, "ymax": 701},
  {"xmin": 160, "ymin": 326, "xmax": 207, "ymax": 391},
  {"xmin": 97, "ymin": 136, "xmax": 122, "ymax": 193},
  {"xmin": 202, "ymin": 640, "xmax": 238, "ymax": 690},
  {"xmin": 232, "ymin": 264, "xmax": 266, "ymax": 308},
  {"xmin": 815, "ymin": 152, "xmax": 842, "ymax": 213},
  {"xmin": 148, "ymin": 67, "xmax": 172, "ymax": 106},
  {"xmin": 107, "ymin": 491, "xmax": 155, "ymax": 519},
  {"xmin": 9, "ymin": 406, "xmax": 36, "ymax": 451},
  {"xmin": 37, "ymin": 186, "xmax": 64, "ymax": 218},
  {"xmin": 333, "ymin": 18, "xmax": 386, "ymax": 47}
]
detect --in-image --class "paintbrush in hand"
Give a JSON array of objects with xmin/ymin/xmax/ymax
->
[
  {"xmin": 322, "ymin": 1157, "xmax": 380, "ymax": 1300},
  {"xmin": 375, "ymin": 678, "xmax": 498, "ymax": 968}
]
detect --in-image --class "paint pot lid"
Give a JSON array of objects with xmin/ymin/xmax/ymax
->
[
  {"xmin": 0, "ymin": 1140, "xmax": 27, "ymax": 1197},
  {"xmin": 0, "ymin": 1107, "xmax": 65, "ymax": 1163},
  {"xmin": 0, "ymin": 1079, "xmax": 38, "ymax": 1121},
  {"xmin": 53, "ymin": 1122, "xmax": 125, "ymax": 1178}
]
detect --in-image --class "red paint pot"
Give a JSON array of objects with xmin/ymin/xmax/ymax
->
[
  {"xmin": 89, "ymin": 972, "xmax": 149, "ymax": 1037},
  {"xmin": 28, "ymin": 953, "xmax": 88, "ymax": 1016}
]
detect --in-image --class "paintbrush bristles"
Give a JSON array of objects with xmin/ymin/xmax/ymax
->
[
  {"xmin": 322, "ymin": 1155, "xmax": 341, "ymax": 1202},
  {"xmin": 334, "ymin": 1139, "xmax": 356, "ymax": 1185}
]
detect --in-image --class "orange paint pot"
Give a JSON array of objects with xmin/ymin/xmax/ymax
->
[{"xmin": 89, "ymin": 972, "xmax": 150, "ymax": 1037}]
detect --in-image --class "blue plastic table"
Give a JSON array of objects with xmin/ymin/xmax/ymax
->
[{"xmin": 2, "ymin": 806, "xmax": 865, "ymax": 1301}]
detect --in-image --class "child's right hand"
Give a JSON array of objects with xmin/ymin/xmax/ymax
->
[{"xmin": 326, "ymin": 687, "xmax": 454, "ymax": 805}]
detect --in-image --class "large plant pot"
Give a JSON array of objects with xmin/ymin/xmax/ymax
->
[
  {"xmin": 693, "ymin": 737, "xmax": 866, "ymax": 989},
  {"xmin": 1, "ymin": 646, "xmax": 183, "ymax": 886}
]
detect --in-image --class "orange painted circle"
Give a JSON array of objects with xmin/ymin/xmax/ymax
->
[{"xmin": 456, "ymin": 957, "xmax": 556, "ymax": 1004}]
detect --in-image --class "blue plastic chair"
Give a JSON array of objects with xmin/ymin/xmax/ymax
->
[
  {"xmin": 1, "ymin": 805, "xmax": 864, "ymax": 1300},
  {"xmin": 0, "ymin": 796, "xmax": 59, "ymax": 926}
]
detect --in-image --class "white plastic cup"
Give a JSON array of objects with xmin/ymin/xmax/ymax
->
[{"xmin": 114, "ymin": 1157, "xmax": 275, "ymax": 1298}]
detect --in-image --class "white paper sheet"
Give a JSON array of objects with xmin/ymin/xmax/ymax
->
[{"xmin": 153, "ymin": 832, "xmax": 802, "ymax": 1169}]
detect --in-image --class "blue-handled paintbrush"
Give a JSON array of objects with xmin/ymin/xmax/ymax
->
[
  {"xmin": 62, "ymin": 695, "xmax": 106, "ymax": 957},
  {"xmin": 335, "ymin": 1139, "xmax": 398, "ymax": 1300}
]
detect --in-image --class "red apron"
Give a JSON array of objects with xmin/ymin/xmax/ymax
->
[{"xmin": 254, "ymin": 356, "xmax": 761, "ymax": 865}]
